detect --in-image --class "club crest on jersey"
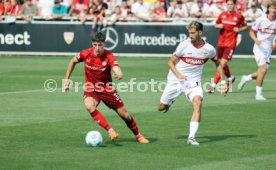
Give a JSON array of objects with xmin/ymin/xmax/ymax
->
[
  {"xmin": 222, "ymin": 15, "xmax": 226, "ymax": 18},
  {"xmin": 63, "ymin": 32, "xmax": 74, "ymax": 45},
  {"xmin": 102, "ymin": 61, "xmax": 107, "ymax": 66}
]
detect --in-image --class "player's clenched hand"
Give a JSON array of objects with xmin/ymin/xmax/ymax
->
[
  {"xmin": 113, "ymin": 72, "xmax": 122, "ymax": 80},
  {"xmin": 216, "ymin": 24, "xmax": 223, "ymax": 29},
  {"xmin": 220, "ymin": 80, "xmax": 228, "ymax": 96},
  {"xmin": 233, "ymin": 27, "xmax": 240, "ymax": 33},
  {"xmin": 64, "ymin": 79, "xmax": 70, "ymax": 92},
  {"xmin": 255, "ymin": 39, "xmax": 262, "ymax": 45},
  {"xmin": 176, "ymin": 73, "xmax": 187, "ymax": 81}
]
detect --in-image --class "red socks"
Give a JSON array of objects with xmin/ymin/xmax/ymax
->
[
  {"xmin": 90, "ymin": 110, "xmax": 111, "ymax": 131},
  {"xmin": 214, "ymin": 65, "xmax": 231, "ymax": 84},
  {"xmin": 124, "ymin": 116, "xmax": 139, "ymax": 136},
  {"xmin": 90, "ymin": 110, "xmax": 139, "ymax": 136}
]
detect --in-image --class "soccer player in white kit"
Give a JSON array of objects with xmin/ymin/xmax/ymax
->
[
  {"xmin": 158, "ymin": 21, "xmax": 227, "ymax": 145},
  {"xmin": 238, "ymin": 1, "xmax": 276, "ymax": 100}
]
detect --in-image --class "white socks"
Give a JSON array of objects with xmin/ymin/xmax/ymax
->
[
  {"xmin": 188, "ymin": 121, "xmax": 199, "ymax": 139},
  {"xmin": 211, "ymin": 83, "xmax": 216, "ymax": 88},
  {"xmin": 256, "ymin": 86, "xmax": 262, "ymax": 95}
]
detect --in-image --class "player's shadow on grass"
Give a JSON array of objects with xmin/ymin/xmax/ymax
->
[
  {"xmin": 177, "ymin": 134, "xmax": 255, "ymax": 143},
  {"xmin": 105, "ymin": 137, "xmax": 158, "ymax": 146}
]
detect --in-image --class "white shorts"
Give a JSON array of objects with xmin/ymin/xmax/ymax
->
[
  {"xmin": 160, "ymin": 80, "xmax": 203, "ymax": 105},
  {"xmin": 253, "ymin": 46, "xmax": 271, "ymax": 68}
]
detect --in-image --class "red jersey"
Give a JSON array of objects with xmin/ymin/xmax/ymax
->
[
  {"xmin": 6, "ymin": 4, "xmax": 22, "ymax": 15},
  {"xmin": 0, "ymin": 3, "xmax": 5, "ymax": 15},
  {"xmin": 216, "ymin": 11, "xmax": 247, "ymax": 48},
  {"xmin": 76, "ymin": 48, "xmax": 118, "ymax": 86}
]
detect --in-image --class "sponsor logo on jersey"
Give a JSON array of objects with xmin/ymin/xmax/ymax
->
[
  {"xmin": 85, "ymin": 64, "xmax": 106, "ymax": 71},
  {"xmin": 64, "ymin": 32, "xmax": 74, "ymax": 45},
  {"xmin": 181, "ymin": 57, "xmax": 208, "ymax": 65},
  {"xmin": 259, "ymin": 28, "xmax": 276, "ymax": 34},
  {"xmin": 221, "ymin": 20, "xmax": 237, "ymax": 25}
]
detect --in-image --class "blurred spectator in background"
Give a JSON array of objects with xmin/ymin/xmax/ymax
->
[
  {"xmin": 209, "ymin": 0, "xmax": 225, "ymax": 17},
  {"xmin": 61, "ymin": 0, "xmax": 72, "ymax": 13},
  {"xmin": 52, "ymin": 0, "xmax": 68, "ymax": 19},
  {"xmin": 106, "ymin": 0, "xmax": 121, "ymax": 13},
  {"xmin": 69, "ymin": 0, "xmax": 89, "ymax": 17},
  {"xmin": 38, "ymin": 0, "xmax": 54, "ymax": 19},
  {"xmin": 6, "ymin": 0, "xmax": 22, "ymax": 16},
  {"xmin": 235, "ymin": 0, "xmax": 246, "ymax": 12},
  {"xmin": 167, "ymin": 0, "xmax": 177, "ymax": 17},
  {"xmin": 131, "ymin": 0, "xmax": 153, "ymax": 21},
  {"xmin": 260, "ymin": 0, "xmax": 270, "ymax": 13},
  {"xmin": 110, "ymin": 5, "xmax": 122, "ymax": 24},
  {"xmin": 21, "ymin": 0, "xmax": 38, "ymax": 21},
  {"xmin": 31, "ymin": 0, "xmax": 38, "ymax": 5},
  {"xmin": 91, "ymin": 0, "xmax": 108, "ymax": 32},
  {"xmin": 174, "ymin": 0, "xmax": 189, "ymax": 20},
  {"xmin": 120, "ymin": 0, "xmax": 129, "ymax": 17},
  {"xmin": 151, "ymin": 0, "xmax": 166, "ymax": 20},
  {"xmin": 190, "ymin": 0, "xmax": 210, "ymax": 18},
  {"xmin": 182, "ymin": 0, "xmax": 193, "ymax": 15},
  {"xmin": 0, "ymin": 0, "xmax": 5, "ymax": 20},
  {"xmin": 243, "ymin": 1, "xmax": 264, "ymax": 20}
]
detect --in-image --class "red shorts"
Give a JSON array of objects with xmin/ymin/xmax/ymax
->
[
  {"xmin": 84, "ymin": 90, "xmax": 124, "ymax": 110},
  {"xmin": 216, "ymin": 46, "xmax": 235, "ymax": 61}
]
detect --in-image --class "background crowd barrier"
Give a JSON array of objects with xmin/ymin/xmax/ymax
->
[{"xmin": 0, "ymin": 21, "xmax": 275, "ymax": 57}]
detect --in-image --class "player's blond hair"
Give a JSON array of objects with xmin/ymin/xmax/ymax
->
[{"xmin": 187, "ymin": 21, "xmax": 203, "ymax": 31}]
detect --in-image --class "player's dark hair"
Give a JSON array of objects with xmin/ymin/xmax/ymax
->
[
  {"xmin": 266, "ymin": 0, "xmax": 276, "ymax": 14},
  {"xmin": 226, "ymin": 0, "xmax": 236, "ymax": 4},
  {"xmin": 187, "ymin": 21, "xmax": 203, "ymax": 31},
  {"xmin": 92, "ymin": 32, "xmax": 106, "ymax": 43}
]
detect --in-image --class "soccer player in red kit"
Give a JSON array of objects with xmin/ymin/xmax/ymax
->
[
  {"xmin": 208, "ymin": 0, "xmax": 248, "ymax": 93},
  {"xmin": 64, "ymin": 32, "xmax": 149, "ymax": 144}
]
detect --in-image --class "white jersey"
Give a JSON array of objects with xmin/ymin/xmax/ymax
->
[
  {"xmin": 251, "ymin": 15, "xmax": 276, "ymax": 54},
  {"xmin": 167, "ymin": 39, "xmax": 216, "ymax": 82}
]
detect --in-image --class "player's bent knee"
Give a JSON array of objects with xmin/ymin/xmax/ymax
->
[{"xmin": 192, "ymin": 96, "xmax": 202, "ymax": 106}]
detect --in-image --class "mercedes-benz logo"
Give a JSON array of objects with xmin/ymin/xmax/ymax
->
[{"xmin": 101, "ymin": 27, "xmax": 119, "ymax": 51}]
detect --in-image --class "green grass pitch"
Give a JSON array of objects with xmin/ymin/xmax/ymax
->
[{"xmin": 0, "ymin": 55, "xmax": 276, "ymax": 170}]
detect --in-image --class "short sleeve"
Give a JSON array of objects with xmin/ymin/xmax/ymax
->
[
  {"xmin": 75, "ymin": 49, "xmax": 89, "ymax": 62},
  {"xmin": 107, "ymin": 52, "xmax": 119, "ymax": 67},
  {"xmin": 173, "ymin": 41, "xmax": 188, "ymax": 57},
  {"xmin": 251, "ymin": 17, "xmax": 262, "ymax": 32},
  {"xmin": 208, "ymin": 46, "xmax": 217, "ymax": 59},
  {"xmin": 216, "ymin": 13, "xmax": 222, "ymax": 24},
  {"xmin": 239, "ymin": 15, "xmax": 247, "ymax": 26}
]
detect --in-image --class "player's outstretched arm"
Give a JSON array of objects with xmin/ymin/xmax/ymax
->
[
  {"xmin": 64, "ymin": 57, "xmax": 79, "ymax": 92},
  {"xmin": 168, "ymin": 55, "xmax": 186, "ymax": 81},
  {"xmin": 112, "ymin": 66, "xmax": 123, "ymax": 80}
]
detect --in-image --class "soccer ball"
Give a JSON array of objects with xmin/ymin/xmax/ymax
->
[{"xmin": 85, "ymin": 131, "xmax": 103, "ymax": 147}]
